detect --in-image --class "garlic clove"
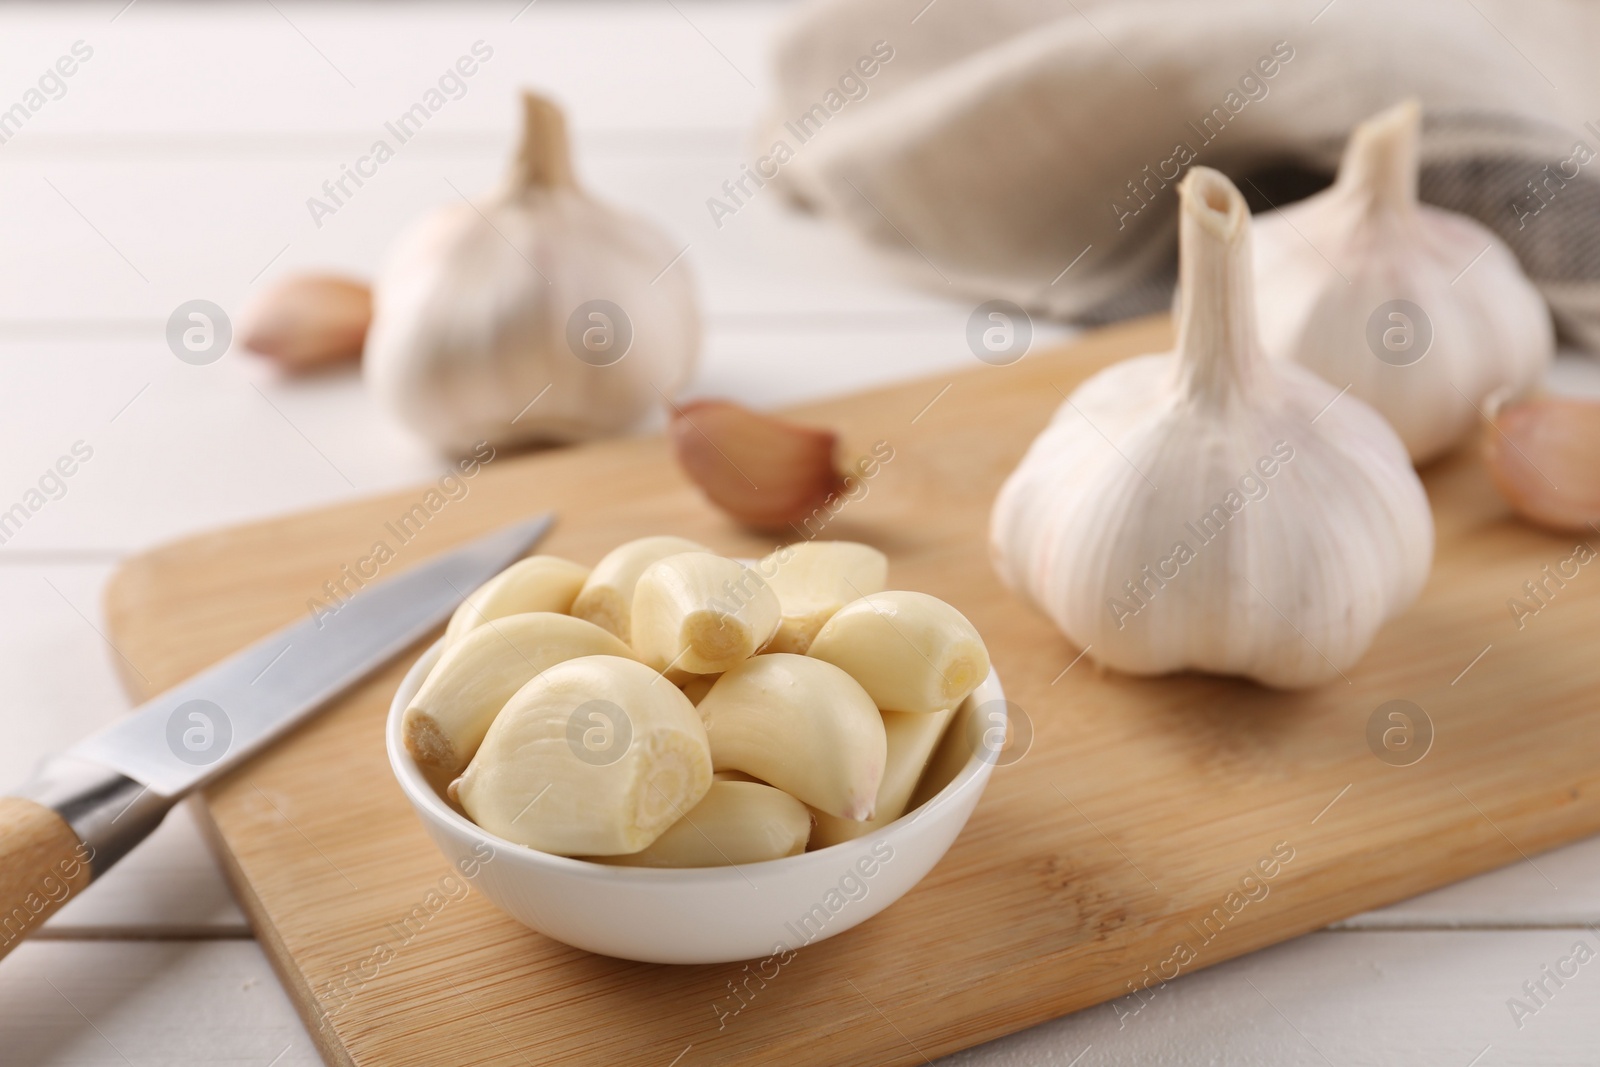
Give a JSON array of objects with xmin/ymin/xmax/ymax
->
[
  {"xmin": 991, "ymin": 167, "xmax": 1434, "ymax": 688},
  {"xmin": 809, "ymin": 706, "xmax": 956, "ymax": 850},
  {"xmin": 404, "ymin": 612, "xmax": 634, "ymax": 775},
  {"xmin": 241, "ymin": 274, "xmax": 371, "ymax": 372},
  {"xmin": 364, "ymin": 91, "xmax": 699, "ymax": 452},
  {"xmin": 670, "ymin": 399, "xmax": 846, "ymax": 530},
  {"xmin": 588, "ymin": 780, "xmax": 810, "ymax": 867},
  {"xmin": 697, "ymin": 654, "xmax": 886, "ymax": 821},
  {"xmin": 452, "ymin": 655, "xmax": 711, "ymax": 856},
  {"xmin": 806, "ymin": 591, "xmax": 990, "ymax": 714},
  {"xmin": 1252, "ymin": 99, "xmax": 1553, "ymax": 465},
  {"xmin": 570, "ymin": 535, "xmax": 709, "ymax": 640},
  {"xmin": 760, "ymin": 540, "xmax": 889, "ymax": 654},
  {"xmin": 630, "ymin": 552, "xmax": 782, "ymax": 675},
  {"xmin": 1486, "ymin": 395, "xmax": 1600, "ymax": 532},
  {"xmin": 443, "ymin": 555, "xmax": 590, "ymax": 646}
]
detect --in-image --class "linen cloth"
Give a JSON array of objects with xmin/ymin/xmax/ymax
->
[{"xmin": 761, "ymin": 0, "xmax": 1600, "ymax": 347}]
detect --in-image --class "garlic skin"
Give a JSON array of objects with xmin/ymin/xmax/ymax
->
[
  {"xmin": 240, "ymin": 274, "xmax": 371, "ymax": 372},
  {"xmin": 670, "ymin": 400, "xmax": 845, "ymax": 530},
  {"xmin": 1485, "ymin": 395, "xmax": 1600, "ymax": 532},
  {"xmin": 990, "ymin": 167, "xmax": 1433, "ymax": 689},
  {"xmin": 364, "ymin": 92, "xmax": 698, "ymax": 452},
  {"xmin": 1252, "ymin": 100, "xmax": 1552, "ymax": 465}
]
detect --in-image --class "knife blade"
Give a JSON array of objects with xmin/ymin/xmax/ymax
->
[{"xmin": 0, "ymin": 511, "xmax": 554, "ymax": 959}]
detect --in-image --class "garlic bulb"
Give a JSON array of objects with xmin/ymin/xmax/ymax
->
[
  {"xmin": 990, "ymin": 167, "xmax": 1433, "ymax": 689},
  {"xmin": 1252, "ymin": 100, "xmax": 1552, "ymax": 465},
  {"xmin": 365, "ymin": 92, "xmax": 699, "ymax": 452}
]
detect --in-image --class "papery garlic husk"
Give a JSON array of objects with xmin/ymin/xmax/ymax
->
[
  {"xmin": 1485, "ymin": 395, "xmax": 1600, "ymax": 532},
  {"xmin": 670, "ymin": 399, "xmax": 845, "ymax": 530},
  {"xmin": 1252, "ymin": 100, "xmax": 1552, "ymax": 465},
  {"xmin": 241, "ymin": 274, "xmax": 371, "ymax": 372},
  {"xmin": 364, "ymin": 91, "xmax": 699, "ymax": 452},
  {"xmin": 990, "ymin": 167, "xmax": 1434, "ymax": 689}
]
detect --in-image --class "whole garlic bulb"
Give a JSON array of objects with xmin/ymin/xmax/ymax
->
[
  {"xmin": 990, "ymin": 168, "xmax": 1433, "ymax": 689},
  {"xmin": 365, "ymin": 92, "xmax": 699, "ymax": 452},
  {"xmin": 1252, "ymin": 99, "xmax": 1552, "ymax": 465}
]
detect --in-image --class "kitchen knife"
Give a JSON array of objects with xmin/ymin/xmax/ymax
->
[{"xmin": 0, "ymin": 511, "xmax": 555, "ymax": 961}]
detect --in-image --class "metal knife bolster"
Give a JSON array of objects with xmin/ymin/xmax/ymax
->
[{"xmin": 15, "ymin": 756, "xmax": 174, "ymax": 880}]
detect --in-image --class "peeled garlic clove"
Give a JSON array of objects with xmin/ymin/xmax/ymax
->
[
  {"xmin": 631, "ymin": 552, "xmax": 781, "ymax": 675},
  {"xmin": 810, "ymin": 706, "xmax": 956, "ymax": 850},
  {"xmin": 671, "ymin": 399, "xmax": 846, "ymax": 529},
  {"xmin": 1486, "ymin": 396, "xmax": 1600, "ymax": 531},
  {"xmin": 760, "ymin": 540, "xmax": 889, "ymax": 654},
  {"xmin": 241, "ymin": 274, "xmax": 371, "ymax": 372},
  {"xmin": 453, "ymin": 655, "xmax": 711, "ymax": 856},
  {"xmin": 364, "ymin": 91, "xmax": 699, "ymax": 452},
  {"xmin": 443, "ymin": 555, "xmax": 590, "ymax": 646},
  {"xmin": 570, "ymin": 535, "xmax": 709, "ymax": 640},
  {"xmin": 404, "ymin": 612, "xmax": 634, "ymax": 774},
  {"xmin": 1252, "ymin": 100, "xmax": 1553, "ymax": 464},
  {"xmin": 697, "ymin": 654, "xmax": 885, "ymax": 820},
  {"xmin": 590, "ymin": 780, "xmax": 810, "ymax": 867},
  {"xmin": 991, "ymin": 167, "xmax": 1434, "ymax": 688},
  {"xmin": 807, "ymin": 590, "xmax": 990, "ymax": 714}
]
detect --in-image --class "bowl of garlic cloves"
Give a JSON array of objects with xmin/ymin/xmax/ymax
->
[{"xmin": 386, "ymin": 536, "xmax": 1003, "ymax": 964}]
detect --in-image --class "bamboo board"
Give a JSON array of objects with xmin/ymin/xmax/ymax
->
[{"xmin": 104, "ymin": 316, "xmax": 1600, "ymax": 1066}]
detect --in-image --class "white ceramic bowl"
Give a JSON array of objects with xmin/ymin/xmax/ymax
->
[{"xmin": 386, "ymin": 638, "xmax": 1004, "ymax": 964}]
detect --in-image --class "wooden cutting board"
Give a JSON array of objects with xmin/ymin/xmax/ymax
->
[{"xmin": 104, "ymin": 315, "xmax": 1600, "ymax": 1067}]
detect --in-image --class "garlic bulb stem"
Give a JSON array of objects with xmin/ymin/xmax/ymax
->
[
  {"xmin": 1174, "ymin": 170, "xmax": 1260, "ymax": 407},
  {"xmin": 1337, "ymin": 99, "xmax": 1419, "ymax": 212},
  {"xmin": 509, "ymin": 91, "xmax": 574, "ymax": 192}
]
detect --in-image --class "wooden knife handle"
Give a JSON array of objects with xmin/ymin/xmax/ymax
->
[{"xmin": 0, "ymin": 796, "xmax": 93, "ymax": 961}]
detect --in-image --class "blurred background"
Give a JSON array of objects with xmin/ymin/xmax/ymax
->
[{"xmin": 2, "ymin": 1, "xmax": 1598, "ymax": 1063}]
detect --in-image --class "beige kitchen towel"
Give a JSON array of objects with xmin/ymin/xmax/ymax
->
[{"xmin": 757, "ymin": 0, "xmax": 1600, "ymax": 347}]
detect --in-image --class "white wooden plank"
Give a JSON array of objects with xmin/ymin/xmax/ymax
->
[
  {"xmin": 0, "ymin": 319, "xmax": 1058, "ymax": 552},
  {"xmin": 41, "ymin": 804, "xmax": 249, "ymax": 938},
  {"xmin": 0, "ymin": 940, "xmax": 318, "ymax": 1067},
  {"xmin": 0, "ymin": 565, "xmax": 135, "ymax": 786},
  {"xmin": 1341, "ymin": 835, "xmax": 1600, "ymax": 930},
  {"xmin": 0, "ymin": 1, "xmax": 788, "ymax": 138},
  {"xmin": 0, "ymin": 563, "xmax": 246, "ymax": 934},
  {"xmin": 0, "ymin": 153, "xmax": 967, "ymax": 325}
]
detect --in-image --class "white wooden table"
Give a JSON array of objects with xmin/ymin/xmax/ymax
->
[{"xmin": 2, "ymin": 3, "xmax": 1598, "ymax": 1063}]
